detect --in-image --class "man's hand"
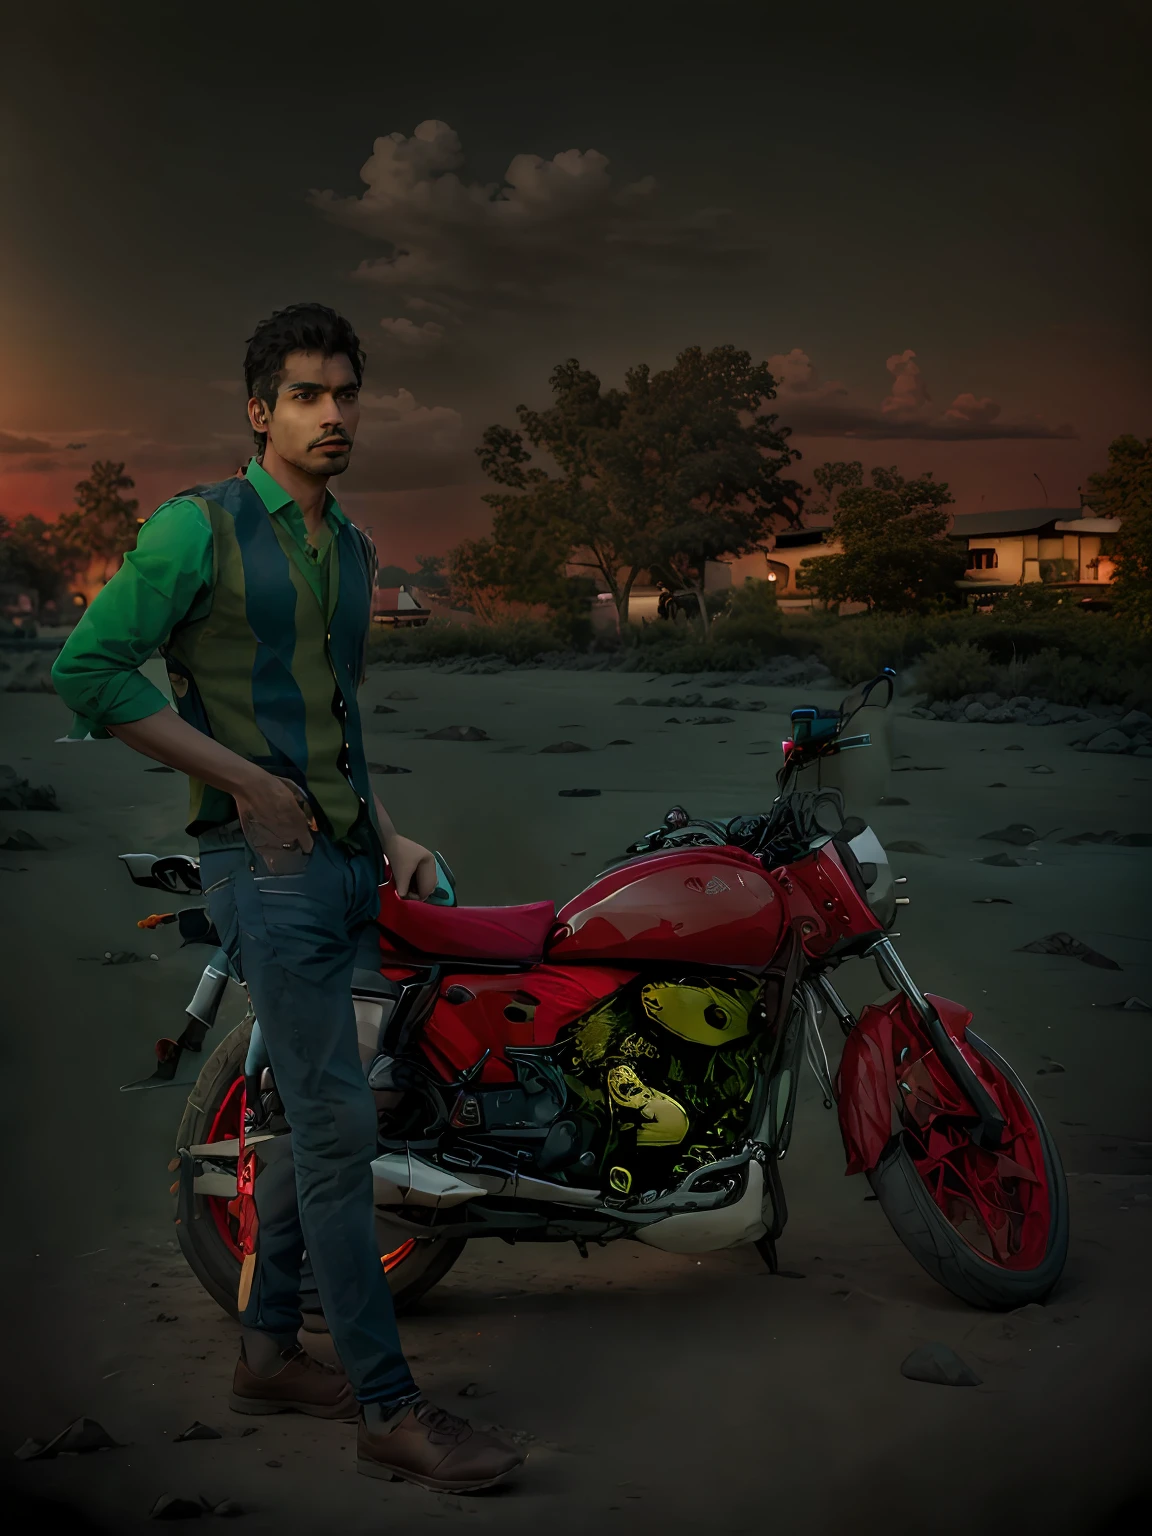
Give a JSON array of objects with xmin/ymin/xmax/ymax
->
[
  {"xmin": 234, "ymin": 772, "xmax": 316, "ymax": 858},
  {"xmin": 384, "ymin": 834, "xmax": 439, "ymax": 900}
]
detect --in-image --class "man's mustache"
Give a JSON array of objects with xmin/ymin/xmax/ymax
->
[{"xmin": 309, "ymin": 431, "xmax": 352, "ymax": 449}]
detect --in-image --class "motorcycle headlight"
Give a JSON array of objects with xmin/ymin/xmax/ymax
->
[{"xmin": 846, "ymin": 825, "xmax": 897, "ymax": 930}]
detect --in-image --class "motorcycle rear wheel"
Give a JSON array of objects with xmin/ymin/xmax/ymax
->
[
  {"xmin": 174, "ymin": 1021, "xmax": 465, "ymax": 1321},
  {"xmin": 868, "ymin": 1032, "xmax": 1069, "ymax": 1309}
]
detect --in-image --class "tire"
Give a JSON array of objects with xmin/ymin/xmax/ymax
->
[
  {"xmin": 175, "ymin": 1022, "xmax": 465, "ymax": 1321},
  {"xmin": 867, "ymin": 1031, "xmax": 1069, "ymax": 1309}
]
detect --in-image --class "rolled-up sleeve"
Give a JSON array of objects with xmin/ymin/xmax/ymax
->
[{"xmin": 51, "ymin": 499, "xmax": 214, "ymax": 738}]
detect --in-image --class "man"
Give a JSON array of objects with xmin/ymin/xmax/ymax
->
[{"xmin": 52, "ymin": 304, "xmax": 523, "ymax": 1493}]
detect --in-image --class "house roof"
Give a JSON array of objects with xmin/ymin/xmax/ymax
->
[
  {"xmin": 1054, "ymin": 517, "xmax": 1120, "ymax": 533},
  {"xmin": 948, "ymin": 507, "xmax": 1080, "ymax": 539},
  {"xmin": 774, "ymin": 528, "xmax": 829, "ymax": 549}
]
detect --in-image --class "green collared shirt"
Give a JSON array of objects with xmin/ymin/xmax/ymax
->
[{"xmin": 52, "ymin": 458, "xmax": 347, "ymax": 740}]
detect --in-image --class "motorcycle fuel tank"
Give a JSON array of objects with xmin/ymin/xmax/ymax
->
[{"xmin": 549, "ymin": 848, "xmax": 784, "ymax": 968}]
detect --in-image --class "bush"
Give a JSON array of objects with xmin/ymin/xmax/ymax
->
[
  {"xmin": 366, "ymin": 617, "xmax": 567, "ymax": 667},
  {"xmin": 914, "ymin": 641, "xmax": 997, "ymax": 700}
]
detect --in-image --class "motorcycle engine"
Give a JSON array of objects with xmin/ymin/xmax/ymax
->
[{"xmin": 557, "ymin": 976, "xmax": 766, "ymax": 1198}]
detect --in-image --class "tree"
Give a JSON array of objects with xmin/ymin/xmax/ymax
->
[
  {"xmin": 475, "ymin": 347, "xmax": 803, "ymax": 629},
  {"xmin": 623, "ymin": 346, "xmax": 804, "ymax": 627},
  {"xmin": 797, "ymin": 464, "xmax": 965, "ymax": 613},
  {"xmin": 412, "ymin": 553, "xmax": 447, "ymax": 592},
  {"xmin": 0, "ymin": 513, "xmax": 81, "ymax": 603},
  {"xmin": 55, "ymin": 461, "xmax": 140, "ymax": 584},
  {"xmin": 1083, "ymin": 434, "xmax": 1152, "ymax": 634}
]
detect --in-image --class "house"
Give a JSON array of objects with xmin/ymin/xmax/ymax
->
[{"xmin": 947, "ymin": 508, "xmax": 1120, "ymax": 593}]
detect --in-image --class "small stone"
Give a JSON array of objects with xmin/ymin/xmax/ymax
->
[
  {"xmin": 973, "ymin": 897, "xmax": 1013, "ymax": 904},
  {"xmin": 988, "ymin": 782, "xmax": 1007, "ymax": 787},
  {"xmin": 0, "ymin": 829, "xmax": 45, "ymax": 851},
  {"xmin": 900, "ymin": 1342, "xmax": 981, "ymax": 1387},
  {"xmin": 887, "ymin": 841, "xmax": 943, "ymax": 857},
  {"xmin": 212, "ymin": 1499, "xmax": 244, "ymax": 1517},
  {"xmin": 1085, "ymin": 728, "xmax": 1130, "ymax": 754},
  {"xmin": 607, "ymin": 739, "xmax": 633, "ymax": 746},
  {"xmin": 616, "ymin": 697, "xmax": 638, "ymax": 706},
  {"xmin": 558, "ymin": 788, "xmax": 601, "ymax": 797},
  {"xmin": 1093, "ymin": 996, "xmax": 1152, "ymax": 1012},
  {"xmin": 266, "ymin": 1458, "xmax": 282, "ymax": 1468},
  {"xmin": 1018, "ymin": 932, "xmax": 1120, "ymax": 969},
  {"xmin": 1005, "ymin": 744, "xmax": 1024, "ymax": 751},
  {"xmin": 367, "ymin": 763, "xmax": 411, "ymax": 774},
  {"xmin": 373, "ymin": 704, "xmax": 398, "ymax": 714},
  {"xmin": 240, "ymin": 1427, "xmax": 258, "ymax": 1437},
  {"xmin": 424, "ymin": 725, "xmax": 489, "ymax": 742},
  {"xmin": 18, "ymin": 1417, "xmax": 123, "ymax": 1459},
  {"xmin": 878, "ymin": 796, "xmax": 909, "ymax": 805},
  {"xmin": 978, "ymin": 852, "xmax": 1040, "ymax": 867},
  {"xmin": 1029, "ymin": 765, "xmax": 1054, "ymax": 774},
  {"xmin": 175, "ymin": 1421, "xmax": 221, "ymax": 1442},
  {"xmin": 150, "ymin": 1494, "xmax": 205, "ymax": 1520},
  {"xmin": 540, "ymin": 741, "xmax": 591, "ymax": 753},
  {"xmin": 386, "ymin": 689, "xmax": 417, "ymax": 700},
  {"xmin": 979, "ymin": 823, "xmax": 1038, "ymax": 846},
  {"xmin": 103, "ymin": 950, "xmax": 146, "ymax": 965}
]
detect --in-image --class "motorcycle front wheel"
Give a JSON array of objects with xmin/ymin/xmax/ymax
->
[
  {"xmin": 174, "ymin": 1022, "xmax": 465, "ymax": 1321},
  {"xmin": 868, "ymin": 1031, "xmax": 1069, "ymax": 1309}
]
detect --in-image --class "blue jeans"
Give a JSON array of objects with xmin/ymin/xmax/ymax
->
[{"xmin": 198, "ymin": 826, "xmax": 418, "ymax": 1408}]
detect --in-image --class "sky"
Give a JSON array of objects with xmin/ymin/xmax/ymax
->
[{"xmin": 1, "ymin": 1, "xmax": 1148, "ymax": 565}]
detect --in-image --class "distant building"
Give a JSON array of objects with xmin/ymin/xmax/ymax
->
[
  {"xmin": 371, "ymin": 583, "xmax": 474, "ymax": 628},
  {"xmin": 946, "ymin": 508, "xmax": 1120, "ymax": 594},
  {"xmin": 371, "ymin": 584, "xmax": 431, "ymax": 628}
]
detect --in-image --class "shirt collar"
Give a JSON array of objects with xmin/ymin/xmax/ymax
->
[{"xmin": 245, "ymin": 457, "xmax": 346, "ymax": 527}]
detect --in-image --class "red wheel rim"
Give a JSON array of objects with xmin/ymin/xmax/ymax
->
[
  {"xmin": 201, "ymin": 1074, "xmax": 417, "ymax": 1273},
  {"xmin": 205, "ymin": 1077, "xmax": 245, "ymax": 1260},
  {"xmin": 895, "ymin": 1041, "xmax": 1052, "ymax": 1270}
]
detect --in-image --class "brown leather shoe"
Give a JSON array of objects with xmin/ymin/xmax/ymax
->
[
  {"xmin": 357, "ymin": 1400, "xmax": 525, "ymax": 1491},
  {"xmin": 230, "ymin": 1344, "xmax": 357, "ymax": 1420}
]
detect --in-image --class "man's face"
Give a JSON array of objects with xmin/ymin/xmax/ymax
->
[{"xmin": 249, "ymin": 349, "xmax": 361, "ymax": 476}]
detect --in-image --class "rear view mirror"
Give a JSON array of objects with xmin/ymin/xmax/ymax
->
[
  {"xmin": 839, "ymin": 668, "xmax": 896, "ymax": 730},
  {"xmin": 119, "ymin": 852, "xmax": 202, "ymax": 894}
]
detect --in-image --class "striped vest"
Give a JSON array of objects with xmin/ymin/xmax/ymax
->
[{"xmin": 161, "ymin": 475, "xmax": 377, "ymax": 845}]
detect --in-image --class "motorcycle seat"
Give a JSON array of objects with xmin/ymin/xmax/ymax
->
[{"xmin": 376, "ymin": 886, "xmax": 557, "ymax": 964}]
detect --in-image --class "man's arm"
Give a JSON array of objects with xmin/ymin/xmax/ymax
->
[
  {"xmin": 373, "ymin": 792, "xmax": 438, "ymax": 899},
  {"xmin": 52, "ymin": 499, "xmax": 213, "ymax": 735},
  {"xmin": 52, "ymin": 500, "xmax": 315, "ymax": 849}
]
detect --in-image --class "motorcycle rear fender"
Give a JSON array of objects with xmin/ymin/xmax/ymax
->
[{"xmin": 836, "ymin": 991, "xmax": 976, "ymax": 1176}]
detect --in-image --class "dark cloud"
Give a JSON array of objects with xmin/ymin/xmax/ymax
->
[
  {"xmin": 779, "ymin": 399, "xmax": 1076, "ymax": 441},
  {"xmin": 0, "ymin": 431, "xmax": 53, "ymax": 454},
  {"xmin": 769, "ymin": 349, "xmax": 1075, "ymax": 442},
  {"xmin": 311, "ymin": 119, "xmax": 764, "ymax": 318}
]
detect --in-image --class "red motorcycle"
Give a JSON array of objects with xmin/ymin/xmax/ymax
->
[{"xmin": 124, "ymin": 670, "xmax": 1068, "ymax": 1315}]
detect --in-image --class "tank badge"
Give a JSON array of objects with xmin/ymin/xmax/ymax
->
[{"xmin": 608, "ymin": 1166, "xmax": 633, "ymax": 1194}]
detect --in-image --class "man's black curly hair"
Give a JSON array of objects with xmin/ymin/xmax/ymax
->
[{"xmin": 243, "ymin": 303, "xmax": 366, "ymax": 455}]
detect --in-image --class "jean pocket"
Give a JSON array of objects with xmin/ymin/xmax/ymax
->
[{"xmin": 247, "ymin": 840, "xmax": 315, "ymax": 880}]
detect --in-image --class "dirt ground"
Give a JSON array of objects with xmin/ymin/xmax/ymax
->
[{"xmin": 1, "ymin": 666, "xmax": 1150, "ymax": 1535}]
